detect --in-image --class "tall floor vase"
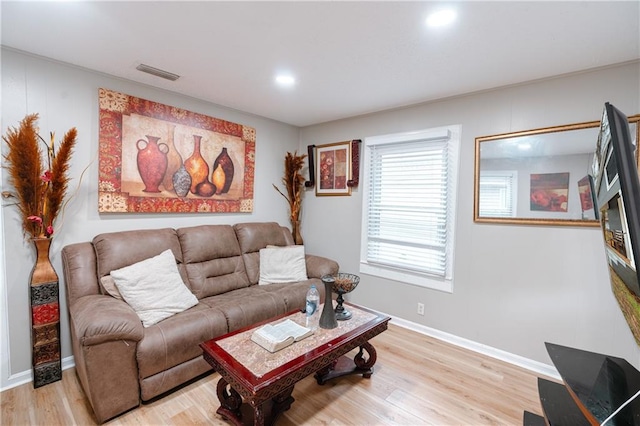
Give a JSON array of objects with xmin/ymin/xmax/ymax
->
[
  {"xmin": 291, "ymin": 219, "xmax": 303, "ymax": 245},
  {"xmin": 30, "ymin": 238, "xmax": 62, "ymax": 388}
]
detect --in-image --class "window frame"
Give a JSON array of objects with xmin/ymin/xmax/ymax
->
[{"xmin": 359, "ymin": 125, "xmax": 461, "ymax": 293}]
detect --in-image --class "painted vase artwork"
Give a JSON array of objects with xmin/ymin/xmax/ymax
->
[
  {"xmin": 162, "ymin": 125, "xmax": 182, "ymax": 192},
  {"xmin": 212, "ymin": 147, "xmax": 234, "ymax": 194},
  {"xmin": 184, "ymin": 135, "xmax": 210, "ymax": 195},
  {"xmin": 136, "ymin": 135, "xmax": 169, "ymax": 193},
  {"xmin": 98, "ymin": 88, "xmax": 255, "ymax": 213},
  {"xmin": 172, "ymin": 164, "xmax": 191, "ymax": 197}
]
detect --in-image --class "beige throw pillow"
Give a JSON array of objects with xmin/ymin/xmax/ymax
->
[
  {"xmin": 99, "ymin": 275, "xmax": 123, "ymax": 300},
  {"xmin": 110, "ymin": 249, "xmax": 198, "ymax": 327},
  {"xmin": 259, "ymin": 245, "xmax": 307, "ymax": 285}
]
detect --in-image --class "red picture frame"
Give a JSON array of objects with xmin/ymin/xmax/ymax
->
[
  {"xmin": 315, "ymin": 141, "xmax": 352, "ymax": 196},
  {"xmin": 530, "ymin": 172, "xmax": 570, "ymax": 212}
]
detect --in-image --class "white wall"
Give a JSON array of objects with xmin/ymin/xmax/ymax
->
[
  {"xmin": 299, "ymin": 62, "xmax": 640, "ymax": 367},
  {"xmin": 0, "ymin": 48, "xmax": 300, "ymax": 388}
]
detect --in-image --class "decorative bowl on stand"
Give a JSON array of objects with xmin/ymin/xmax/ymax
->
[{"xmin": 329, "ymin": 273, "xmax": 360, "ymax": 320}]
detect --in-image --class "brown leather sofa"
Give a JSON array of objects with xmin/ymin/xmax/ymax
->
[{"xmin": 61, "ymin": 222, "xmax": 338, "ymax": 423}]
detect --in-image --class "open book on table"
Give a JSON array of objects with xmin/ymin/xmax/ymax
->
[{"xmin": 251, "ymin": 319, "xmax": 314, "ymax": 353}]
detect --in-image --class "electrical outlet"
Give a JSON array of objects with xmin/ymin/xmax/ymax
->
[{"xmin": 417, "ymin": 302, "xmax": 425, "ymax": 316}]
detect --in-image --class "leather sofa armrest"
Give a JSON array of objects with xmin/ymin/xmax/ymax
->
[
  {"xmin": 305, "ymin": 254, "xmax": 339, "ymax": 278},
  {"xmin": 71, "ymin": 294, "xmax": 144, "ymax": 346}
]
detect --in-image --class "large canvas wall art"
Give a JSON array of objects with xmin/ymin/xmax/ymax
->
[{"xmin": 98, "ymin": 88, "xmax": 255, "ymax": 213}]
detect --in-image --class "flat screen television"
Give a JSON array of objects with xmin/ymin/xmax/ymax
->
[{"xmin": 591, "ymin": 102, "xmax": 640, "ymax": 346}]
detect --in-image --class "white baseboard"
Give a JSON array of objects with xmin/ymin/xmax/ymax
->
[
  {"xmin": 366, "ymin": 305, "xmax": 561, "ymax": 381},
  {"xmin": 0, "ymin": 356, "xmax": 75, "ymax": 392}
]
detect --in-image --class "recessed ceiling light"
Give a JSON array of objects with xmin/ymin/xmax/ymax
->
[
  {"xmin": 275, "ymin": 74, "xmax": 296, "ymax": 87},
  {"xmin": 426, "ymin": 9, "xmax": 457, "ymax": 27}
]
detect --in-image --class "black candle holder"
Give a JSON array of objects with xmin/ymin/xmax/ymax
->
[
  {"xmin": 330, "ymin": 273, "xmax": 360, "ymax": 321},
  {"xmin": 319, "ymin": 275, "xmax": 338, "ymax": 329}
]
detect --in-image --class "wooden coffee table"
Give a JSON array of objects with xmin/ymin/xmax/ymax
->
[{"xmin": 200, "ymin": 303, "xmax": 390, "ymax": 426}]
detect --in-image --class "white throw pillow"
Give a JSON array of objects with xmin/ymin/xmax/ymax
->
[
  {"xmin": 259, "ymin": 245, "xmax": 307, "ymax": 285},
  {"xmin": 110, "ymin": 249, "xmax": 198, "ymax": 327}
]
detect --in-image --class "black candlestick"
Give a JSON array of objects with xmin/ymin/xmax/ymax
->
[{"xmin": 319, "ymin": 276, "xmax": 337, "ymax": 329}]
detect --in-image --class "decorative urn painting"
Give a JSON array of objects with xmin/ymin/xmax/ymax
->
[
  {"xmin": 98, "ymin": 88, "xmax": 255, "ymax": 213},
  {"xmin": 577, "ymin": 175, "xmax": 597, "ymax": 220},
  {"xmin": 315, "ymin": 141, "xmax": 352, "ymax": 196},
  {"xmin": 530, "ymin": 172, "xmax": 570, "ymax": 212}
]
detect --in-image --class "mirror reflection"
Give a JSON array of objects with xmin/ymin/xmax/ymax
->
[{"xmin": 474, "ymin": 117, "xmax": 639, "ymax": 226}]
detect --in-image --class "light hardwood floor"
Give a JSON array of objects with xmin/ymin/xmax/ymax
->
[{"xmin": 1, "ymin": 324, "xmax": 550, "ymax": 425}]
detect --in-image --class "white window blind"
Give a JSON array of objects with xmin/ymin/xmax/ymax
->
[
  {"xmin": 361, "ymin": 126, "xmax": 460, "ymax": 292},
  {"xmin": 479, "ymin": 171, "xmax": 517, "ymax": 217}
]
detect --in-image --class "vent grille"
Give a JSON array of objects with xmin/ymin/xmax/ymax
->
[{"xmin": 136, "ymin": 64, "xmax": 180, "ymax": 81}]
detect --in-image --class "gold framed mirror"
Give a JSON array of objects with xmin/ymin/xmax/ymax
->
[{"xmin": 474, "ymin": 115, "xmax": 640, "ymax": 226}]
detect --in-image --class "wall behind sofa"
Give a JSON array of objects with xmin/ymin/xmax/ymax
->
[
  {"xmin": 299, "ymin": 62, "xmax": 640, "ymax": 369},
  {"xmin": 0, "ymin": 48, "xmax": 299, "ymax": 388}
]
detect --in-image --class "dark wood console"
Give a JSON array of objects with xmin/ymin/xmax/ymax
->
[{"xmin": 525, "ymin": 343, "xmax": 640, "ymax": 425}]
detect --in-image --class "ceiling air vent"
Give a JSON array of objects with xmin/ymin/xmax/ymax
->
[{"xmin": 135, "ymin": 64, "xmax": 180, "ymax": 81}]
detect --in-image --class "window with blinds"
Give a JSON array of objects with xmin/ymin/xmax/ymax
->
[
  {"xmin": 360, "ymin": 125, "xmax": 460, "ymax": 292},
  {"xmin": 479, "ymin": 171, "xmax": 518, "ymax": 217}
]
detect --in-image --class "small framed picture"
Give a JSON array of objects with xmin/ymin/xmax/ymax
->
[{"xmin": 315, "ymin": 141, "xmax": 352, "ymax": 196}]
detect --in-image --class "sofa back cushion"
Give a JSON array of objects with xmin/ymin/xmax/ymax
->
[
  {"xmin": 93, "ymin": 228, "xmax": 187, "ymax": 288},
  {"xmin": 233, "ymin": 222, "xmax": 294, "ymax": 284},
  {"xmin": 177, "ymin": 225, "xmax": 250, "ymax": 299}
]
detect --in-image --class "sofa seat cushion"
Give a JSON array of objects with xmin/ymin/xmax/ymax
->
[
  {"xmin": 257, "ymin": 280, "xmax": 326, "ymax": 313},
  {"xmin": 136, "ymin": 303, "xmax": 228, "ymax": 380},
  {"xmin": 178, "ymin": 225, "xmax": 251, "ymax": 298},
  {"xmin": 199, "ymin": 286, "xmax": 289, "ymax": 332}
]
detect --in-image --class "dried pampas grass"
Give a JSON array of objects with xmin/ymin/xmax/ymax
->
[
  {"xmin": 2, "ymin": 113, "xmax": 77, "ymax": 239},
  {"xmin": 273, "ymin": 151, "xmax": 307, "ymax": 244}
]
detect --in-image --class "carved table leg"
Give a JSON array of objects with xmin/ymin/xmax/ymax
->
[
  {"xmin": 315, "ymin": 342, "xmax": 378, "ymax": 385},
  {"xmin": 271, "ymin": 385, "xmax": 294, "ymax": 423},
  {"xmin": 216, "ymin": 377, "xmax": 295, "ymax": 426},
  {"xmin": 314, "ymin": 359, "xmax": 338, "ymax": 381},
  {"xmin": 249, "ymin": 401, "xmax": 265, "ymax": 426},
  {"xmin": 273, "ymin": 386, "xmax": 294, "ymax": 410},
  {"xmin": 247, "ymin": 385, "xmax": 294, "ymax": 426},
  {"xmin": 354, "ymin": 342, "xmax": 377, "ymax": 378},
  {"xmin": 216, "ymin": 378, "xmax": 244, "ymax": 425}
]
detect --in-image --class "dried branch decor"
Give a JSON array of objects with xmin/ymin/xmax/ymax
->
[
  {"xmin": 2, "ymin": 113, "xmax": 77, "ymax": 239},
  {"xmin": 273, "ymin": 151, "xmax": 307, "ymax": 244}
]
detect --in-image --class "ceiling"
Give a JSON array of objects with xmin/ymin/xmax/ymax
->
[{"xmin": 1, "ymin": 1, "xmax": 639, "ymax": 127}]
